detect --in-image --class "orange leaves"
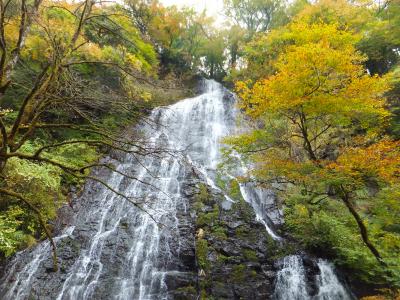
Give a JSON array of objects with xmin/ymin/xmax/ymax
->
[
  {"xmin": 252, "ymin": 139, "xmax": 400, "ymax": 191},
  {"xmin": 328, "ymin": 140, "xmax": 400, "ymax": 184}
]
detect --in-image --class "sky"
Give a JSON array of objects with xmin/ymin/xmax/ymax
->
[{"xmin": 160, "ymin": 0, "xmax": 226, "ymax": 24}]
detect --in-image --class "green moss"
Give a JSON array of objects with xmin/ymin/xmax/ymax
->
[
  {"xmin": 231, "ymin": 195, "xmax": 253, "ymax": 223},
  {"xmin": 199, "ymin": 289, "xmax": 207, "ymax": 300},
  {"xmin": 270, "ymin": 243, "xmax": 296, "ymax": 261},
  {"xmin": 217, "ymin": 254, "xmax": 228, "ymax": 263},
  {"xmin": 231, "ymin": 264, "xmax": 246, "ymax": 282},
  {"xmin": 265, "ymin": 233, "xmax": 282, "ymax": 258},
  {"xmin": 228, "ymin": 180, "xmax": 242, "ymax": 201},
  {"xmin": 196, "ymin": 183, "xmax": 210, "ymax": 204},
  {"xmin": 217, "ymin": 254, "xmax": 237, "ymax": 263},
  {"xmin": 211, "ymin": 225, "xmax": 227, "ymax": 240},
  {"xmin": 196, "ymin": 238, "xmax": 209, "ymax": 270},
  {"xmin": 195, "ymin": 184, "xmax": 219, "ymax": 228},
  {"xmin": 235, "ymin": 226, "xmax": 248, "ymax": 238},
  {"xmin": 197, "ymin": 204, "xmax": 219, "ymax": 227},
  {"xmin": 234, "ymin": 225, "xmax": 256, "ymax": 242},
  {"xmin": 243, "ymin": 249, "xmax": 258, "ymax": 262},
  {"xmin": 176, "ymin": 285, "xmax": 197, "ymax": 295},
  {"xmin": 194, "ymin": 201, "xmax": 205, "ymax": 211},
  {"xmin": 215, "ymin": 173, "xmax": 227, "ymax": 190}
]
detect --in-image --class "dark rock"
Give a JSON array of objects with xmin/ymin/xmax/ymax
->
[{"xmin": 190, "ymin": 184, "xmax": 277, "ymax": 299}]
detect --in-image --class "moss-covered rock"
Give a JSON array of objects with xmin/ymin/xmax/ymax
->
[{"xmin": 191, "ymin": 182, "xmax": 277, "ymax": 299}]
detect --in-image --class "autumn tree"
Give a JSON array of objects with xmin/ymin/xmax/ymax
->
[
  {"xmin": 228, "ymin": 21, "xmax": 394, "ymax": 268},
  {"xmin": 126, "ymin": 1, "xmax": 218, "ymax": 77},
  {"xmin": 222, "ymin": 0, "xmax": 289, "ymax": 80}
]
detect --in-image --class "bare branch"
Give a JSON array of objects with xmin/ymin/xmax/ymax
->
[
  {"xmin": 0, "ymin": 117, "xmax": 7, "ymax": 154},
  {"xmin": 8, "ymin": 63, "xmax": 51, "ymax": 146},
  {"xmin": 79, "ymin": 162, "xmax": 171, "ymax": 198},
  {"xmin": 62, "ymin": 61, "xmax": 184, "ymax": 91}
]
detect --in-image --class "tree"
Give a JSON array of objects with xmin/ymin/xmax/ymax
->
[
  {"xmin": 293, "ymin": 0, "xmax": 399, "ymax": 76},
  {"xmin": 223, "ymin": 0, "xmax": 286, "ymax": 33},
  {"xmin": 229, "ymin": 21, "xmax": 392, "ymax": 264},
  {"xmin": 225, "ymin": 25, "xmax": 246, "ymax": 69},
  {"xmin": 200, "ymin": 31, "xmax": 226, "ymax": 79},
  {"xmin": 127, "ymin": 2, "xmax": 216, "ymax": 77},
  {"xmin": 124, "ymin": 0, "xmax": 158, "ymax": 35}
]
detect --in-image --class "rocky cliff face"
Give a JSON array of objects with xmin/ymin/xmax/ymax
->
[
  {"xmin": 171, "ymin": 176, "xmax": 281, "ymax": 299},
  {"xmin": 192, "ymin": 185, "xmax": 278, "ymax": 299},
  {"xmin": 0, "ymin": 79, "xmax": 353, "ymax": 300}
]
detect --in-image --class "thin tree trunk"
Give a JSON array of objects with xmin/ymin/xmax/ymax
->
[{"xmin": 340, "ymin": 186, "xmax": 386, "ymax": 266}]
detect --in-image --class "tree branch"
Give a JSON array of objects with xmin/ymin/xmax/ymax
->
[{"xmin": 7, "ymin": 63, "xmax": 51, "ymax": 146}]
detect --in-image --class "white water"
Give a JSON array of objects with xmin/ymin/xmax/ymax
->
[
  {"xmin": 273, "ymin": 255, "xmax": 352, "ymax": 300},
  {"xmin": 315, "ymin": 259, "xmax": 352, "ymax": 299},
  {"xmin": 274, "ymin": 255, "xmax": 309, "ymax": 300},
  {"xmin": 0, "ymin": 80, "xmax": 351, "ymax": 299}
]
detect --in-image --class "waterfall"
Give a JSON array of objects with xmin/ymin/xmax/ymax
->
[
  {"xmin": 0, "ymin": 79, "xmax": 351, "ymax": 299},
  {"xmin": 274, "ymin": 255, "xmax": 309, "ymax": 300},
  {"xmin": 273, "ymin": 255, "xmax": 353, "ymax": 300},
  {"xmin": 314, "ymin": 259, "xmax": 352, "ymax": 299}
]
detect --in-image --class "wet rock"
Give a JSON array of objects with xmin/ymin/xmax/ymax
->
[
  {"xmin": 189, "ymin": 183, "xmax": 278, "ymax": 299},
  {"xmin": 226, "ymin": 220, "xmax": 244, "ymax": 229},
  {"xmin": 302, "ymin": 255, "xmax": 322, "ymax": 297}
]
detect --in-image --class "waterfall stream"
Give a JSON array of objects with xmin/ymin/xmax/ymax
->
[
  {"xmin": 1, "ymin": 80, "xmax": 352, "ymax": 299},
  {"xmin": 273, "ymin": 255, "xmax": 352, "ymax": 300}
]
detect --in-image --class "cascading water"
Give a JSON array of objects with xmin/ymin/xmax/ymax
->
[
  {"xmin": 0, "ymin": 79, "xmax": 351, "ymax": 299},
  {"xmin": 273, "ymin": 255, "xmax": 353, "ymax": 300},
  {"xmin": 315, "ymin": 259, "xmax": 352, "ymax": 299},
  {"xmin": 273, "ymin": 255, "xmax": 309, "ymax": 300}
]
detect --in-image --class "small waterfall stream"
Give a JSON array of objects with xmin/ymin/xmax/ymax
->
[
  {"xmin": 1, "ymin": 80, "xmax": 352, "ymax": 299},
  {"xmin": 274, "ymin": 255, "xmax": 309, "ymax": 300},
  {"xmin": 273, "ymin": 255, "xmax": 352, "ymax": 300}
]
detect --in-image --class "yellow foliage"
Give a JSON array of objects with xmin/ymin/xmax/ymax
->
[
  {"xmin": 235, "ymin": 22, "xmax": 391, "ymax": 175},
  {"xmin": 4, "ymin": 19, "xmax": 20, "ymax": 46},
  {"xmin": 78, "ymin": 43, "xmax": 103, "ymax": 61},
  {"xmin": 297, "ymin": 0, "xmax": 372, "ymax": 31},
  {"xmin": 126, "ymin": 53, "xmax": 143, "ymax": 71},
  {"xmin": 236, "ymin": 22, "xmax": 389, "ymax": 129}
]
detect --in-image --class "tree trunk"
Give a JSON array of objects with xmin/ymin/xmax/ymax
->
[{"xmin": 340, "ymin": 187, "xmax": 386, "ymax": 266}]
